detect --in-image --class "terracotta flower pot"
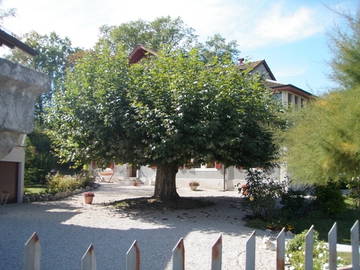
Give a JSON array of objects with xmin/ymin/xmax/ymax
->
[{"xmin": 84, "ymin": 192, "xmax": 95, "ymax": 204}]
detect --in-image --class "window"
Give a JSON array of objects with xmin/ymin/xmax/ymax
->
[
  {"xmin": 301, "ymin": 98, "xmax": 305, "ymax": 108},
  {"xmin": 288, "ymin": 93, "xmax": 292, "ymax": 107},
  {"xmin": 273, "ymin": 92, "xmax": 282, "ymax": 101}
]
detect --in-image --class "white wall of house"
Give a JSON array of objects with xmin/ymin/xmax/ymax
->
[
  {"xmin": 0, "ymin": 146, "xmax": 25, "ymax": 203},
  {"xmin": 252, "ymin": 63, "xmax": 273, "ymax": 80},
  {"xmin": 122, "ymin": 165, "xmax": 286, "ymax": 191}
]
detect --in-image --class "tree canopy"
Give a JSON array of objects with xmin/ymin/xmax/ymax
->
[
  {"xmin": 285, "ymin": 12, "xmax": 360, "ymax": 184},
  {"xmin": 98, "ymin": 16, "xmax": 197, "ymax": 52},
  {"xmin": 48, "ymin": 45, "xmax": 283, "ymax": 200}
]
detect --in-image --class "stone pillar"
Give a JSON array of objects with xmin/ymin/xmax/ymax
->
[{"xmin": 0, "ymin": 58, "xmax": 49, "ymax": 159}]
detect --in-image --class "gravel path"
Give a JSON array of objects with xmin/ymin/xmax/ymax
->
[{"xmin": 0, "ymin": 183, "xmax": 276, "ymax": 270}]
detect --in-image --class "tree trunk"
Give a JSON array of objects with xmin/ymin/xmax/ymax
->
[{"xmin": 153, "ymin": 163, "xmax": 180, "ymax": 201}]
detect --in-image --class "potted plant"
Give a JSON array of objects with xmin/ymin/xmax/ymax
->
[
  {"xmin": 84, "ymin": 192, "xmax": 95, "ymax": 204},
  {"xmin": 189, "ymin": 181, "xmax": 200, "ymax": 191}
]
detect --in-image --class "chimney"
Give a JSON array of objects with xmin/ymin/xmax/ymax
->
[{"xmin": 238, "ymin": 58, "xmax": 245, "ymax": 65}]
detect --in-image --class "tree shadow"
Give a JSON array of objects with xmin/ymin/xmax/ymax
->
[{"xmin": 0, "ymin": 192, "xmax": 268, "ymax": 270}]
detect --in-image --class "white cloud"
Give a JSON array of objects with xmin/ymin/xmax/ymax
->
[
  {"xmin": 0, "ymin": 0, "xmax": 327, "ymax": 51},
  {"xmin": 237, "ymin": 3, "xmax": 324, "ymax": 49},
  {"xmin": 275, "ymin": 66, "xmax": 307, "ymax": 79}
]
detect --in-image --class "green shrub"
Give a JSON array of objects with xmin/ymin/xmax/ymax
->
[
  {"xmin": 314, "ymin": 183, "xmax": 345, "ymax": 216},
  {"xmin": 286, "ymin": 229, "xmax": 345, "ymax": 270},
  {"xmin": 244, "ymin": 169, "xmax": 285, "ymax": 220},
  {"xmin": 25, "ymin": 129, "xmax": 81, "ymax": 185},
  {"xmin": 281, "ymin": 186, "xmax": 313, "ymax": 218},
  {"xmin": 347, "ymin": 178, "xmax": 360, "ymax": 208},
  {"xmin": 46, "ymin": 174, "xmax": 93, "ymax": 194}
]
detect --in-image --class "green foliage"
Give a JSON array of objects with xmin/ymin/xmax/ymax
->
[
  {"xmin": 48, "ymin": 45, "xmax": 283, "ymax": 170},
  {"xmin": 314, "ymin": 183, "xmax": 346, "ymax": 216},
  {"xmin": 196, "ymin": 34, "xmax": 240, "ymax": 63},
  {"xmin": 280, "ymin": 187, "xmax": 312, "ymax": 218},
  {"xmin": 331, "ymin": 13, "xmax": 360, "ymax": 89},
  {"xmin": 285, "ymin": 13, "xmax": 360, "ymax": 188},
  {"xmin": 244, "ymin": 170, "xmax": 285, "ymax": 219},
  {"xmin": 25, "ymin": 130, "xmax": 58, "ymax": 185},
  {"xmin": 286, "ymin": 86, "xmax": 360, "ymax": 184},
  {"xmin": 98, "ymin": 16, "xmax": 197, "ymax": 53},
  {"xmin": 25, "ymin": 128, "xmax": 80, "ymax": 185},
  {"xmin": 98, "ymin": 16, "xmax": 240, "ymax": 63},
  {"xmin": 286, "ymin": 229, "xmax": 345, "ymax": 270},
  {"xmin": 6, "ymin": 31, "xmax": 79, "ymax": 123},
  {"xmin": 46, "ymin": 174, "xmax": 93, "ymax": 194},
  {"xmin": 347, "ymin": 178, "xmax": 360, "ymax": 207}
]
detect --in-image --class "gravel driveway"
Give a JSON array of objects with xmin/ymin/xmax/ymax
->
[{"xmin": 0, "ymin": 183, "xmax": 276, "ymax": 270}]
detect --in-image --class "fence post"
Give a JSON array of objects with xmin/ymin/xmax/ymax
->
[
  {"xmin": 126, "ymin": 240, "xmax": 140, "ymax": 270},
  {"xmin": 305, "ymin": 225, "xmax": 314, "ymax": 270},
  {"xmin": 328, "ymin": 222, "xmax": 337, "ymax": 270},
  {"xmin": 211, "ymin": 234, "xmax": 222, "ymax": 270},
  {"xmin": 276, "ymin": 228, "xmax": 285, "ymax": 270},
  {"xmin": 351, "ymin": 220, "xmax": 359, "ymax": 270},
  {"xmin": 81, "ymin": 244, "xmax": 96, "ymax": 270},
  {"xmin": 24, "ymin": 232, "xmax": 41, "ymax": 270},
  {"xmin": 245, "ymin": 231, "xmax": 256, "ymax": 270},
  {"xmin": 172, "ymin": 238, "xmax": 185, "ymax": 270}
]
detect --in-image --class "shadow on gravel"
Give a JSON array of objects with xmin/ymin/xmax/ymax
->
[{"xmin": 0, "ymin": 192, "xmax": 258, "ymax": 270}]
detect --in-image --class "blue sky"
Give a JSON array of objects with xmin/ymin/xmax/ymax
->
[{"xmin": 1, "ymin": 0, "xmax": 358, "ymax": 95}]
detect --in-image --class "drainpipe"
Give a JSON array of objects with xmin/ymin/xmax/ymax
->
[{"xmin": 223, "ymin": 166, "xmax": 226, "ymax": 191}]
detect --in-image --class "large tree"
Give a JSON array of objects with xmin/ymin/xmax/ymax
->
[
  {"xmin": 98, "ymin": 16, "xmax": 197, "ymax": 53},
  {"xmin": 48, "ymin": 45, "xmax": 283, "ymax": 201},
  {"xmin": 285, "ymin": 12, "xmax": 360, "ymax": 184}
]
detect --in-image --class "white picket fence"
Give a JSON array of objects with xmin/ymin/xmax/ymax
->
[{"xmin": 24, "ymin": 220, "xmax": 359, "ymax": 270}]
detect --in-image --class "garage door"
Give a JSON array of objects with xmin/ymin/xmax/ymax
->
[{"xmin": 0, "ymin": 161, "xmax": 18, "ymax": 203}]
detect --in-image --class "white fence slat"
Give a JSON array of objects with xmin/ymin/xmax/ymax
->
[
  {"xmin": 81, "ymin": 244, "xmax": 96, "ymax": 270},
  {"xmin": 126, "ymin": 240, "xmax": 140, "ymax": 270},
  {"xmin": 351, "ymin": 220, "xmax": 359, "ymax": 270},
  {"xmin": 328, "ymin": 222, "xmax": 337, "ymax": 270},
  {"xmin": 245, "ymin": 231, "xmax": 256, "ymax": 270},
  {"xmin": 24, "ymin": 232, "xmax": 41, "ymax": 270},
  {"xmin": 211, "ymin": 234, "xmax": 222, "ymax": 270},
  {"xmin": 172, "ymin": 238, "xmax": 185, "ymax": 270},
  {"xmin": 276, "ymin": 228, "xmax": 285, "ymax": 270},
  {"xmin": 305, "ymin": 225, "xmax": 314, "ymax": 270}
]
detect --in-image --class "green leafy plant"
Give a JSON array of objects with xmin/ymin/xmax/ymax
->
[
  {"xmin": 46, "ymin": 174, "xmax": 93, "ymax": 194},
  {"xmin": 244, "ymin": 169, "xmax": 285, "ymax": 220},
  {"xmin": 347, "ymin": 177, "xmax": 360, "ymax": 208},
  {"xmin": 286, "ymin": 229, "xmax": 345, "ymax": 270},
  {"xmin": 314, "ymin": 183, "xmax": 345, "ymax": 216}
]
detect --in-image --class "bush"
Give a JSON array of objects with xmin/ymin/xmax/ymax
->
[
  {"xmin": 281, "ymin": 185, "xmax": 313, "ymax": 218},
  {"xmin": 244, "ymin": 169, "xmax": 285, "ymax": 220},
  {"xmin": 46, "ymin": 173, "xmax": 93, "ymax": 194},
  {"xmin": 286, "ymin": 229, "xmax": 345, "ymax": 270},
  {"xmin": 25, "ymin": 129, "xmax": 81, "ymax": 185},
  {"xmin": 314, "ymin": 183, "xmax": 345, "ymax": 216},
  {"xmin": 347, "ymin": 177, "xmax": 360, "ymax": 208}
]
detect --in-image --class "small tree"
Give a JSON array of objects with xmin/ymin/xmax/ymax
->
[
  {"xmin": 285, "ymin": 13, "xmax": 360, "ymax": 194},
  {"xmin": 48, "ymin": 46, "xmax": 283, "ymax": 201}
]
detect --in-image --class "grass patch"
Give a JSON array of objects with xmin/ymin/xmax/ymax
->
[
  {"xmin": 245, "ymin": 198, "xmax": 359, "ymax": 244},
  {"xmin": 112, "ymin": 197, "xmax": 214, "ymax": 212},
  {"xmin": 338, "ymin": 252, "xmax": 352, "ymax": 265}
]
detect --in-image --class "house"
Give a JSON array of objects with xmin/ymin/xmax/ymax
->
[
  {"xmin": 111, "ymin": 47, "xmax": 314, "ymax": 190},
  {"xmin": 0, "ymin": 29, "xmax": 48, "ymax": 203}
]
